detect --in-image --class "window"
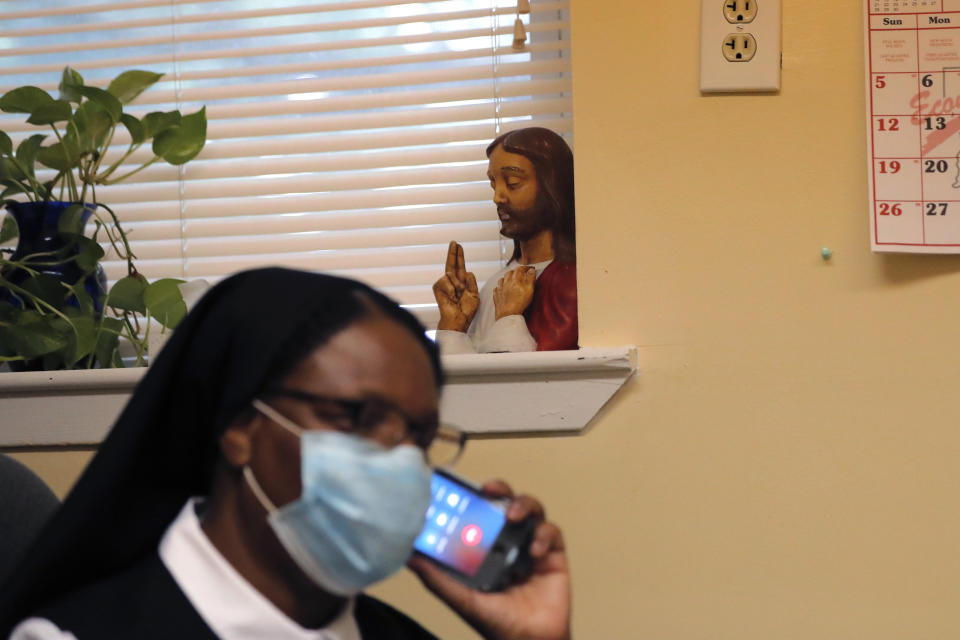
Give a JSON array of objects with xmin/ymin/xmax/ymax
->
[{"xmin": 0, "ymin": 0, "xmax": 573, "ymax": 326}]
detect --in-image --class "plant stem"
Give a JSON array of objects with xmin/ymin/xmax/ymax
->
[
  {"xmin": 122, "ymin": 313, "xmax": 146, "ymax": 366},
  {"xmin": 97, "ymin": 204, "xmax": 137, "ymax": 274},
  {"xmin": 96, "ymin": 143, "xmax": 139, "ymax": 182},
  {"xmin": 0, "ymin": 279, "xmax": 77, "ymax": 330},
  {"xmin": 0, "ymin": 259, "xmax": 42, "ymax": 276},
  {"xmin": 50, "ymin": 124, "xmax": 80, "ymax": 202},
  {"xmin": 5, "ymin": 156, "xmax": 43, "ymax": 202},
  {"xmin": 102, "ymin": 156, "xmax": 159, "ymax": 185},
  {"xmin": 89, "ymin": 125, "xmax": 117, "ymax": 183}
]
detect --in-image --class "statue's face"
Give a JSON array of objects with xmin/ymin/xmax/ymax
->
[{"xmin": 487, "ymin": 144, "xmax": 548, "ymax": 241}]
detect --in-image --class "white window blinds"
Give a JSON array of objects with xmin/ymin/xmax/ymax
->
[{"xmin": 0, "ymin": 0, "xmax": 573, "ymax": 325}]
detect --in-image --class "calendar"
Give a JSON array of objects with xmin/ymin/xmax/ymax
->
[{"xmin": 865, "ymin": 0, "xmax": 960, "ymax": 252}]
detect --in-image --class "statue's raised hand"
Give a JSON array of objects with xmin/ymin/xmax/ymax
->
[{"xmin": 433, "ymin": 241, "xmax": 479, "ymax": 332}]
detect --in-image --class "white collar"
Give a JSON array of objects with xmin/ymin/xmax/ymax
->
[
  {"xmin": 159, "ymin": 498, "xmax": 361, "ymax": 640},
  {"xmin": 514, "ymin": 258, "xmax": 552, "ymax": 275}
]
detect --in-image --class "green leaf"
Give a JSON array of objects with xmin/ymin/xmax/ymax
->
[
  {"xmin": 57, "ymin": 203, "xmax": 89, "ymax": 238},
  {"xmin": 94, "ymin": 316, "xmax": 123, "ymax": 368},
  {"xmin": 64, "ymin": 281, "xmax": 95, "ymax": 317},
  {"xmin": 41, "ymin": 351, "xmax": 67, "ymax": 370},
  {"xmin": 0, "ymin": 86, "xmax": 54, "ymax": 114},
  {"xmin": 0, "ymin": 301, "xmax": 17, "ymax": 322},
  {"xmin": 120, "ymin": 113, "xmax": 144, "ymax": 145},
  {"xmin": 58, "ymin": 66, "xmax": 85, "ymax": 103},
  {"xmin": 0, "ymin": 178, "xmax": 27, "ymax": 199},
  {"xmin": 1, "ymin": 158, "xmax": 26, "ymax": 181},
  {"xmin": 65, "ymin": 315, "xmax": 97, "ymax": 367},
  {"xmin": 21, "ymin": 273, "xmax": 67, "ymax": 308},
  {"xmin": 144, "ymin": 278, "xmax": 186, "ymax": 328},
  {"xmin": 0, "ymin": 131, "xmax": 12, "ymax": 156},
  {"xmin": 37, "ymin": 140, "xmax": 79, "ymax": 173},
  {"xmin": 0, "ymin": 214, "xmax": 17, "ymax": 244},
  {"xmin": 74, "ymin": 85, "xmax": 122, "ymax": 123},
  {"xmin": 141, "ymin": 111, "xmax": 181, "ymax": 140},
  {"xmin": 75, "ymin": 236, "xmax": 105, "ymax": 273},
  {"xmin": 26, "ymin": 99, "xmax": 72, "ymax": 126},
  {"xmin": 108, "ymin": 70, "xmax": 164, "ymax": 104},
  {"xmin": 153, "ymin": 107, "xmax": 206, "ymax": 166},
  {"xmin": 15, "ymin": 134, "xmax": 46, "ymax": 179},
  {"xmin": 74, "ymin": 100, "xmax": 113, "ymax": 152},
  {"xmin": 107, "ymin": 275, "xmax": 147, "ymax": 313},
  {"xmin": 5, "ymin": 313, "xmax": 69, "ymax": 358},
  {"xmin": 0, "ymin": 321, "xmax": 22, "ymax": 359}
]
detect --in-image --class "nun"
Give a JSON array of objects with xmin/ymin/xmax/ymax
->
[{"xmin": 0, "ymin": 268, "xmax": 570, "ymax": 640}]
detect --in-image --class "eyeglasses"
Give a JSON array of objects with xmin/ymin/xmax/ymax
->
[{"xmin": 264, "ymin": 388, "xmax": 467, "ymax": 468}]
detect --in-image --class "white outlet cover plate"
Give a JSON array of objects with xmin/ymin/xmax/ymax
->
[{"xmin": 700, "ymin": 0, "xmax": 781, "ymax": 92}]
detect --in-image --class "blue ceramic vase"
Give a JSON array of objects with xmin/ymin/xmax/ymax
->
[
  {"xmin": 3, "ymin": 201, "xmax": 108, "ymax": 310},
  {"xmin": 2, "ymin": 202, "xmax": 109, "ymax": 371}
]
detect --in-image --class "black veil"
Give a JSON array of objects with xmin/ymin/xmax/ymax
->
[{"xmin": 0, "ymin": 267, "xmax": 441, "ymax": 632}]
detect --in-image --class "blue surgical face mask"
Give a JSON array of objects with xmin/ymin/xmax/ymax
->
[{"xmin": 244, "ymin": 399, "xmax": 432, "ymax": 596}]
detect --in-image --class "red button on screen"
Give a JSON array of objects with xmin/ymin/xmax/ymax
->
[{"xmin": 461, "ymin": 524, "xmax": 482, "ymax": 547}]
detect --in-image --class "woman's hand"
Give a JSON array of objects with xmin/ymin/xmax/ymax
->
[{"xmin": 408, "ymin": 479, "xmax": 571, "ymax": 640}]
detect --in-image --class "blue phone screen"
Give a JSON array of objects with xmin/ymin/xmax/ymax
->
[{"xmin": 414, "ymin": 472, "xmax": 506, "ymax": 577}]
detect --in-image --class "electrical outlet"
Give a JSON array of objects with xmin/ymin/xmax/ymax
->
[
  {"xmin": 723, "ymin": 0, "xmax": 758, "ymax": 24},
  {"xmin": 700, "ymin": 0, "xmax": 781, "ymax": 92},
  {"xmin": 721, "ymin": 33, "xmax": 757, "ymax": 61}
]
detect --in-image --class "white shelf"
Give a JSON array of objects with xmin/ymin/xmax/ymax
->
[{"xmin": 0, "ymin": 347, "xmax": 637, "ymax": 447}]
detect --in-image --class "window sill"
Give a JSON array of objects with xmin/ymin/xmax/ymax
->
[{"xmin": 0, "ymin": 347, "xmax": 637, "ymax": 447}]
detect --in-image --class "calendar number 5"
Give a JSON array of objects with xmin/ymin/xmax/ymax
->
[{"xmin": 875, "ymin": 75, "xmax": 886, "ymax": 89}]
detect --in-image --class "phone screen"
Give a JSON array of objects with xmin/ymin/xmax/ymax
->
[{"xmin": 413, "ymin": 471, "xmax": 507, "ymax": 577}]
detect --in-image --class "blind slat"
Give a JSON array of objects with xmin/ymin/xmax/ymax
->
[
  {"xmin": 110, "ymin": 203, "xmax": 496, "ymax": 241},
  {"xmin": 101, "ymin": 243, "xmax": 505, "ymax": 280},
  {"xmin": 124, "ymin": 219, "xmax": 500, "ymax": 260},
  {"xmin": 2, "ymin": 0, "xmax": 454, "ymax": 38},
  {"xmin": 100, "ymin": 164, "xmax": 485, "ymax": 204},
  {"xmin": 104, "ymin": 183, "xmax": 496, "ymax": 222},
  {"xmin": 2, "ymin": 0, "xmax": 228, "ymax": 20}
]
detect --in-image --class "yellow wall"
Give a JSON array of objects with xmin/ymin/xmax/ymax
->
[
  {"xmin": 377, "ymin": 1, "xmax": 960, "ymax": 637},
  {"xmin": 9, "ymin": 0, "xmax": 960, "ymax": 637}
]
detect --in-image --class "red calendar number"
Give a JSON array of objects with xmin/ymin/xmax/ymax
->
[
  {"xmin": 875, "ymin": 75, "xmax": 886, "ymax": 89},
  {"xmin": 879, "ymin": 203, "xmax": 903, "ymax": 216},
  {"xmin": 876, "ymin": 118, "xmax": 899, "ymax": 131},
  {"xmin": 878, "ymin": 160, "xmax": 901, "ymax": 174}
]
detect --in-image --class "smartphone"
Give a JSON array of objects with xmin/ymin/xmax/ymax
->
[{"xmin": 412, "ymin": 468, "xmax": 536, "ymax": 592}]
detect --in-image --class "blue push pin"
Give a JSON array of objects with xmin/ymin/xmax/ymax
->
[{"xmin": 821, "ymin": 247, "xmax": 832, "ymax": 260}]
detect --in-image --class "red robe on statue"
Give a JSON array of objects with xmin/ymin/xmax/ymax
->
[{"xmin": 524, "ymin": 260, "xmax": 578, "ymax": 351}]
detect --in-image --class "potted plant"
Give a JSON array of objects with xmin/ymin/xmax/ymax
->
[{"xmin": 0, "ymin": 67, "xmax": 207, "ymax": 370}]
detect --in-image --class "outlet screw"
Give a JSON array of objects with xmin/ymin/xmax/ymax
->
[{"xmin": 820, "ymin": 247, "xmax": 833, "ymax": 260}]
